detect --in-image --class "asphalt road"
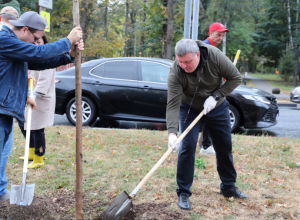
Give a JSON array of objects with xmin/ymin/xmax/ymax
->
[{"xmin": 54, "ymin": 105, "xmax": 300, "ymax": 138}]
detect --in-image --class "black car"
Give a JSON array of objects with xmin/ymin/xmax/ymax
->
[{"xmin": 55, "ymin": 57, "xmax": 279, "ymax": 132}]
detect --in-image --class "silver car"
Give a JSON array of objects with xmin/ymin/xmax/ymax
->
[{"xmin": 290, "ymin": 86, "xmax": 300, "ymax": 103}]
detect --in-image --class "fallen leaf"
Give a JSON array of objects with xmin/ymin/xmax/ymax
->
[
  {"xmin": 227, "ymin": 197, "xmax": 234, "ymax": 202},
  {"xmin": 276, "ymin": 204, "xmax": 287, "ymax": 207}
]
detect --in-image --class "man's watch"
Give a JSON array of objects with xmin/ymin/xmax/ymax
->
[{"xmin": 212, "ymin": 94, "xmax": 220, "ymax": 101}]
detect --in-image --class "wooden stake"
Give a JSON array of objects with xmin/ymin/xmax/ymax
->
[{"xmin": 73, "ymin": 0, "xmax": 84, "ymax": 219}]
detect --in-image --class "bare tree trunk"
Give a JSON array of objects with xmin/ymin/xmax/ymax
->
[
  {"xmin": 287, "ymin": 0, "xmax": 293, "ymax": 49},
  {"xmin": 134, "ymin": 22, "xmax": 137, "ymax": 56},
  {"xmin": 73, "ymin": 0, "xmax": 83, "ymax": 219},
  {"xmin": 103, "ymin": 0, "xmax": 108, "ymax": 38},
  {"xmin": 80, "ymin": 0, "xmax": 93, "ymax": 42},
  {"xmin": 165, "ymin": 0, "xmax": 176, "ymax": 59},
  {"xmin": 141, "ymin": 0, "xmax": 147, "ymax": 55},
  {"xmin": 130, "ymin": 9, "xmax": 137, "ymax": 56},
  {"xmin": 124, "ymin": 0, "xmax": 129, "ymax": 56},
  {"xmin": 161, "ymin": 0, "xmax": 168, "ymax": 58}
]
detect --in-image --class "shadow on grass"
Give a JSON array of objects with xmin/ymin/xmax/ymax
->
[
  {"xmin": 234, "ymin": 127, "xmax": 277, "ymax": 137},
  {"xmin": 92, "ymin": 119, "xmax": 167, "ymax": 131}
]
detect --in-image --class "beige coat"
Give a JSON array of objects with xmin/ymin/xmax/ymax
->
[{"xmin": 24, "ymin": 69, "xmax": 56, "ymax": 130}]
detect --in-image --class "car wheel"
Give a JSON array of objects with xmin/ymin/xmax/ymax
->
[
  {"xmin": 229, "ymin": 104, "xmax": 240, "ymax": 133},
  {"xmin": 66, "ymin": 97, "xmax": 97, "ymax": 126}
]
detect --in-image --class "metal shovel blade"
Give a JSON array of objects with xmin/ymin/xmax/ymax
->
[
  {"xmin": 10, "ymin": 184, "xmax": 35, "ymax": 206},
  {"xmin": 104, "ymin": 191, "xmax": 133, "ymax": 220}
]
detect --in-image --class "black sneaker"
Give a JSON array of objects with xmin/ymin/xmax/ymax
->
[
  {"xmin": 178, "ymin": 193, "xmax": 191, "ymax": 210},
  {"xmin": 220, "ymin": 186, "xmax": 248, "ymax": 199}
]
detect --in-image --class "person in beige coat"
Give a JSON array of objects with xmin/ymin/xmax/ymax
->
[{"xmin": 18, "ymin": 35, "xmax": 56, "ymax": 168}]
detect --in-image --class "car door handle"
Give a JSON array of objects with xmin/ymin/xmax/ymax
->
[
  {"xmin": 139, "ymin": 85, "xmax": 152, "ymax": 90},
  {"xmin": 93, "ymin": 81, "xmax": 102, "ymax": 85}
]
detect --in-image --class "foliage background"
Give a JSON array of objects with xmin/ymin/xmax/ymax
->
[{"xmin": 1, "ymin": 0, "xmax": 300, "ymax": 80}]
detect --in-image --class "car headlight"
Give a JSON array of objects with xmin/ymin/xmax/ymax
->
[{"xmin": 242, "ymin": 95, "xmax": 271, "ymax": 104}]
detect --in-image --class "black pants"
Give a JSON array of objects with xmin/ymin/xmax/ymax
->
[
  {"xmin": 200, "ymin": 123, "xmax": 212, "ymax": 148},
  {"xmin": 18, "ymin": 121, "xmax": 46, "ymax": 156},
  {"xmin": 177, "ymin": 100, "xmax": 237, "ymax": 196}
]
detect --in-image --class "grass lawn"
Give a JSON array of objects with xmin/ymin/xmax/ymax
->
[{"xmin": 4, "ymin": 124, "xmax": 300, "ymax": 219}]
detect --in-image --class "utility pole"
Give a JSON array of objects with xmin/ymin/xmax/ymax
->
[
  {"xmin": 295, "ymin": 58, "xmax": 299, "ymax": 87},
  {"xmin": 191, "ymin": 0, "xmax": 200, "ymax": 40},
  {"xmin": 183, "ymin": 0, "xmax": 192, "ymax": 39}
]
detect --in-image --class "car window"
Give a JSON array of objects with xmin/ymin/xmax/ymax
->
[
  {"xmin": 90, "ymin": 63, "xmax": 104, "ymax": 77},
  {"xmin": 103, "ymin": 61, "xmax": 136, "ymax": 80},
  {"xmin": 140, "ymin": 61, "xmax": 170, "ymax": 83}
]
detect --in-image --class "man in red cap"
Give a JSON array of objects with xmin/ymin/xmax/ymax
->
[
  {"xmin": 203, "ymin": 22, "xmax": 229, "ymax": 47},
  {"xmin": 200, "ymin": 22, "xmax": 229, "ymax": 156}
]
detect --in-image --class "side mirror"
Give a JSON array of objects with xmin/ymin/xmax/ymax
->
[{"xmin": 272, "ymin": 87, "xmax": 280, "ymax": 94}]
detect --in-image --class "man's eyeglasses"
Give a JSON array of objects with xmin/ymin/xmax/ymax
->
[{"xmin": 28, "ymin": 28, "xmax": 41, "ymax": 43}]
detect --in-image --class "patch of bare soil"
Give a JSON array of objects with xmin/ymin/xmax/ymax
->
[
  {"xmin": 99, "ymin": 202, "xmax": 189, "ymax": 220},
  {"xmin": 1, "ymin": 185, "xmax": 184, "ymax": 217},
  {"xmin": 1, "ymin": 190, "xmax": 186, "ymax": 220},
  {"xmin": 0, "ymin": 196, "xmax": 61, "ymax": 220},
  {"xmin": 0, "ymin": 189, "xmax": 78, "ymax": 219}
]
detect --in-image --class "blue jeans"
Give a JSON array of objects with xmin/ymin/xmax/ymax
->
[
  {"xmin": 176, "ymin": 100, "xmax": 237, "ymax": 196},
  {"xmin": 0, "ymin": 115, "xmax": 13, "ymax": 196}
]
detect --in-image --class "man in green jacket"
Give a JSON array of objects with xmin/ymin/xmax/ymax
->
[{"xmin": 167, "ymin": 39, "xmax": 248, "ymax": 210}]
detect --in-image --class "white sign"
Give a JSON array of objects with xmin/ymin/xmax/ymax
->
[{"xmin": 39, "ymin": 0, "xmax": 53, "ymax": 10}]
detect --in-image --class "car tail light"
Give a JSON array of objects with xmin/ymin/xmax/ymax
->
[{"xmin": 55, "ymin": 79, "xmax": 60, "ymax": 83}]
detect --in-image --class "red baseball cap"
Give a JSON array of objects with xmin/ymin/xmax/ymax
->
[{"xmin": 208, "ymin": 22, "xmax": 229, "ymax": 34}]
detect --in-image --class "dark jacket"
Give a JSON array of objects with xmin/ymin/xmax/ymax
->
[
  {"xmin": 203, "ymin": 38, "xmax": 213, "ymax": 46},
  {"xmin": 0, "ymin": 25, "xmax": 74, "ymax": 122},
  {"xmin": 166, "ymin": 40, "xmax": 242, "ymax": 134}
]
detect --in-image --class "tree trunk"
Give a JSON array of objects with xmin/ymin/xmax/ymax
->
[
  {"xmin": 73, "ymin": 0, "xmax": 83, "ymax": 219},
  {"xmin": 165, "ymin": 0, "xmax": 176, "ymax": 60},
  {"xmin": 287, "ymin": 0, "xmax": 293, "ymax": 49},
  {"xmin": 161, "ymin": 0, "xmax": 168, "ymax": 58},
  {"xmin": 124, "ymin": 0, "xmax": 129, "ymax": 56},
  {"xmin": 80, "ymin": 0, "xmax": 93, "ymax": 42},
  {"xmin": 103, "ymin": 0, "xmax": 108, "ymax": 38},
  {"xmin": 130, "ymin": 10, "xmax": 137, "ymax": 56},
  {"xmin": 141, "ymin": 0, "xmax": 147, "ymax": 55}
]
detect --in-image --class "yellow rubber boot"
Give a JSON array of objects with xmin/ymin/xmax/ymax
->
[
  {"xmin": 19, "ymin": 148, "xmax": 34, "ymax": 160},
  {"xmin": 27, "ymin": 155, "xmax": 45, "ymax": 169}
]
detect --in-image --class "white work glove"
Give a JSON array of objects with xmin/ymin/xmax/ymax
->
[
  {"xmin": 203, "ymin": 96, "xmax": 217, "ymax": 115},
  {"xmin": 168, "ymin": 133, "xmax": 180, "ymax": 152}
]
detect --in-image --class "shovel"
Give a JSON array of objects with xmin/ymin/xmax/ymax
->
[
  {"xmin": 10, "ymin": 79, "xmax": 35, "ymax": 206},
  {"xmin": 104, "ymin": 110, "xmax": 204, "ymax": 220}
]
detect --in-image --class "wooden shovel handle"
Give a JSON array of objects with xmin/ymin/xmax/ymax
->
[{"xmin": 131, "ymin": 110, "xmax": 204, "ymax": 197}]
